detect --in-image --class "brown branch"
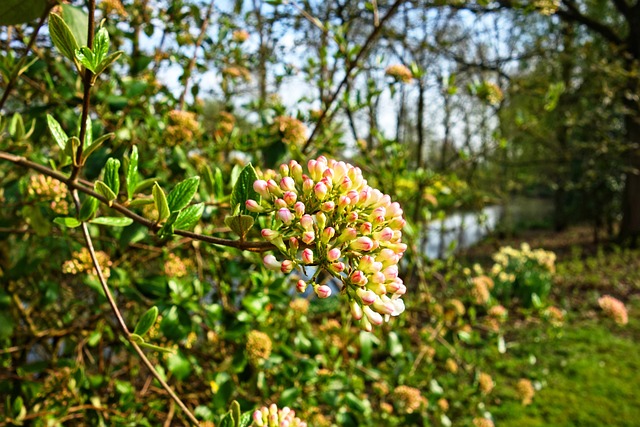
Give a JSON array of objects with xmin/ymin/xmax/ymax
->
[
  {"xmin": 178, "ymin": 0, "xmax": 216, "ymax": 110},
  {"xmin": 0, "ymin": 151, "xmax": 274, "ymax": 252},
  {"xmin": 0, "ymin": 6, "xmax": 51, "ymax": 111},
  {"xmin": 302, "ymin": 0, "xmax": 407, "ymax": 153}
]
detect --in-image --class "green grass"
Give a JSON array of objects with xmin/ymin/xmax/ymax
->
[{"xmin": 488, "ymin": 300, "xmax": 640, "ymax": 427}]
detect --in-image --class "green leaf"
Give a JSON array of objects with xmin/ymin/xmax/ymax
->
[
  {"xmin": 166, "ymin": 352, "xmax": 191, "ymax": 380},
  {"xmin": 54, "ymin": 217, "xmax": 82, "ymax": 228},
  {"xmin": 214, "ymin": 167, "xmax": 224, "ymax": 199},
  {"xmin": 174, "ymin": 203, "xmax": 204, "ymax": 230},
  {"xmin": 134, "ymin": 306, "xmax": 159, "ymax": 336},
  {"xmin": 138, "ymin": 341, "xmax": 175, "ymax": 353},
  {"xmin": 231, "ymin": 400, "xmax": 241, "ymax": 427},
  {"xmin": 46, "ymin": 114, "xmax": 68, "ymax": 151},
  {"xmin": 94, "ymin": 50, "xmax": 123, "ymax": 75},
  {"xmin": 0, "ymin": 0, "xmax": 47, "ymax": 25},
  {"xmin": 61, "ymin": 4, "xmax": 88, "ymax": 47},
  {"xmin": 238, "ymin": 412, "xmax": 252, "ymax": 427},
  {"xmin": 79, "ymin": 196, "xmax": 99, "ymax": 221},
  {"xmin": 104, "ymin": 158, "xmax": 121, "ymax": 196},
  {"xmin": 93, "ymin": 27, "xmax": 110, "ymax": 65},
  {"xmin": 64, "ymin": 136, "xmax": 81, "ymax": 165},
  {"xmin": 127, "ymin": 198, "xmax": 154, "ymax": 208},
  {"xmin": 129, "ymin": 333, "xmax": 144, "ymax": 344},
  {"xmin": 89, "ymin": 217, "xmax": 133, "ymax": 227},
  {"xmin": 48, "ymin": 12, "xmax": 80, "ymax": 62},
  {"xmin": 220, "ymin": 412, "xmax": 234, "ymax": 427},
  {"xmin": 75, "ymin": 46, "xmax": 96, "ymax": 72},
  {"xmin": 83, "ymin": 133, "xmax": 114, "ymax": 163},
  {"xmin": 230, "ymin": 163, "xmax": 260, "ymax": 218},
  {"xmin": 152, "ymin": 182, "xmax": 170, "ymax": 221},
  {"xmin": 126, "ymin": 145, "xmax": 138, "ymax": 200},
  {"xmin": 224, "ymin": 215, "xmax": 254, "ymax": 239},
  {"xmin": 167, "ymin": 177, "xmax": 200, "ymax": 212},
  {"xmin": 95, "ymin": 180, "xmax": 117, "ymax": 204},
  {"xmin": 158, "ymin": 211, "xmax": 179, "ymax": 238}
]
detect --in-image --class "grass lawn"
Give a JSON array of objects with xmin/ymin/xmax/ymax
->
[{"xmin": 467, "ymin": 227, "xmax": 640, "ymax": 427}]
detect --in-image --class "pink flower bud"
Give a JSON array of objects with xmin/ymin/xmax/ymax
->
[
  {"xmin": 391, "ymin": 299, "xmax": 405, "ymax": 316},
  {"xmin": 267, "ymin": 179, "xmax": 283, "ymax": 196},
  {"xmin": 373, "ymin": 227, "xmax": 394, "ymax": 242},
  {"xmin": 336, "ymin": 227, "xmax": 357, "ymax": 244},
  {"xmin": 360, "ymin": 222, "xmax": 373, "ymax": 235},
  {"xmin": 338, "ymin": 196, "xmax": 350, "ymax": 209},
  {"xmin": 351, "ymin": 300, "xmax": 363, "ymax": 320},
  {"xmin": 301, "ymin": 248, "xmax": 314, "ymax": 264},
  {"xmin": 253, "ymin": 410, "xmax": 264, "ymax": 426},
  {"xmin": 281, "ymin": 259, "xmax": 294, "ymax": 273},
  {"xmin": 274, "ymin": 198, "xmax": 287, "ymax": 209},
  {"xmin": 261, "ymin": 229, "xmax": 280, "ymax": 241},
  {"xmin": 245, "ymin": 199, "xmax": 264, "ymax": 213},
  {"xmin": 360, "ymin": 316, "xmax": 373, "ymax": 332},
  {"xmin": 339, "ymin": 176, "xmax": 352, "ymax": 192},
  {"xmin": 315, "ymin": 285, "xmax": 332, "ymax": 299},
  {"xmin": 370, "ymin": 272, "xmax": 386, "ymax": 284},
  {"xmin": 314, "ymin": 182, "xmax": 328, "ymax": 200},
  {"xmin": 290, "ymin": 161, "xmax": 303, "ymax": 182},
  {"xmin": 303, "ymin": 178, "xmax": 314, "ymax": 194},
  {"xmin": 280, "ymin": 176, "xmax": 296, "ymax": 192},
  {"xmin": 253, "ymin": 180, "xmax": 270, "ymax": 199},
  {"xmin": 327, "ymin": 248, "xmax": 341, "ymax": 262},
  {"xmin": 347, "ymin": 211, "xmax": 358, "ymax": 222},
  {"xmin": 389, "ymin": 217, "xmax": 406, "ymax": 230},
  {"xmin": 321, "ymin": 227, "xmax": 335, "ymax": 243},
  {"xmin": 387, "ymin": 202, "xmax": 403, "ymax": 217},
  {"xmin": 289, "ymin": 237, "xmax": 299, "ymax": 251},
  {"xmin": 301, "ymin": 231, "xmax": 315, "ymax": 244},
  {"xmin": 347, "ymin": 190, "xmax": 360, "ymax": 204},
  {"xmin": 277, "ymin": 208, "xmax": 294, "ymax": 225},
  {"xmin": 321, "ymin": 201, "xmax": 335, "ymax": 212},
  {"xmin": 300, "ymin": 214, "xmax": 314, "ymax": 230},
  {"xmin": 357, "ymin": 288, "xmax": 377, "ymax": 305},
  {"xmin": 294, "ymin": 202, "xmax": 305, "ymax": 217},
  {"xmin": 383, "ymin": 265, "xmax": 399, "ymax": 280},
  {"xmin": 296, "ymin": 280, "xmax": 308, "ymax": 293},
  {"xmin": 329, "ymin": 262, "xmax": 345, "ymax": 273},
  {"xmin": 263, "ymin": 254, "xmax": 281, "ymax": 270},
  {"xmin": 350, "ymin": 270, "xmax": 368, "ymax": 286},
  {"xmin": 372, "ymin": 299, "xmax": 395, "ymax": 315},
  {"xmin": 363, "ymin": 306, "xmax": 384, "ymax": 325},
  {"xmin": 350, "ymin": 236, "xmax": 374, "ymax": 252},
  {"xmin": 283, "ymin": 191, "xmax": 297, "ymax": 205},
  {"xmin": 279, "ymin": 163, "xmax": 290, "ymax": 177}
]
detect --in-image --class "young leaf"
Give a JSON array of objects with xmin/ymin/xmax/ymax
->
[
  {"xmin": 126, "ymin": 145, "xmax": 138, "ymax": 200},
  {"xmin": 89, "ymin": 217, "xmax": 133, "ymax": 227},
  {"xmin": 46, "ymin": 114, "xmax": 68, "ymax": 151},
  {"xmin": 95, "ymin": 180, "xmax": 117, "ymax": 204},
  {"xmin": 230, "ymin": 163, "xmax": 260, "ymax": 218},
  {"xmin": 75, "ymin": 46, "xmax": 96, "ymax": 72},
  {"xmin": 238, "ymin": 412, "xmax": 252, "ymax": 427},
  {"xmin": 61, "ymin": 4, "xmax": 88, "ymax": 47},
  {"xmin": 82, "ymin": 132, "xmax": 114, "ymax": 163},
  {"xmin": 79, "ymin": 196, "xmax": 99, "ymax": 221},
  {"xmin": 133, "ymin": 306, "xmax": 158, "ymax": 336},
  {"xmin": 48, "ymin": 13, "xmax": 79, "ymax": 62},
  {"xmin": 152, "ymin": 182, "xmax": 170, "ymax": 221},
  {"xmin": 64, "ymin": 136, "xmax": 81, "ymax": 165},
  {"xmin": 104, "ymin": 158, "xmax": 121, "ymax": 196},
  {"xmin": 53, "ymin": 217, "xmax": 82, "ymax": 228},
  {"xmin": 94, "ymin": 51, "xmax": 123, "ymax": 75},
  {"xmin": 93, "ymin": 27, "xmax": 110, "ymax": 65},
  {"xmin": 224, "ymin": 215, "xmax": 254, "ymax": 240},
  {"xmin": 158, "ymin": 211, "xmax": 179, "ymax": 239},
  {"xmin": 231, "ymin": 401, "xmax": 241, "ymax": 427},
  {"xmin": 174, "ymin": 203, "xmax": 204, "ymax": 230},
  {"xmin": 214, "ymin": 167, "xmax": 224, "ymax": 199},
  {"xmin": 166, "ymin": 176, "xmax": 200, "ymax": 212}
]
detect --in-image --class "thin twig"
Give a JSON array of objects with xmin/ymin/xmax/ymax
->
[
  {"xmin": 0, "ymin": 6, "xmax": 52, "ymax": 111},
  {"xmin": 302, "ymin": 0, "xmax": 406, "ymax": 153},
  {"xmin": 178, "ymin": 0, "xmax": 215, "ymax": 110}
]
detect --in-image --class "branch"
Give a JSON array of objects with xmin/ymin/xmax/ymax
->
[
  {"xmin": 0, "ymin": 6, "xmax": 51, "ymax": 111},
  {"xmin": 71, "ymin": 189, "xmax": 200, "ymax": 426},
  {"xmin": 302, "ymin": 0, "xmax": 407, "ymax": 153},
  {"xmin": 557, "ymin": 0, "xmax": 624, "ymax": 46},
  {"xmin": 0, "ymin": 151, "xmax": 274, "ymax": 252}
]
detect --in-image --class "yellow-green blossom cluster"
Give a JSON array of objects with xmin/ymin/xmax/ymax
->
[
  {"xmin": 28, "ymin": 174, "xmax": 69, "ymax": 214},
  {"xmin": 246, "ymin": 330, "xmax": 272, "ymax": 365},
  {"xmin": 516, "ymin": 378, "xmax": 535, "ymax": 405},
  {"xmin": 598, "ymin": 295, "xmax": 628, "ymax": 325},
  {"xmin": 491, "ymin": 243, "xmax": 556, "ymax": 276},
  {"xmin": 250, "ymin": 156, "xmax": 407, "ymax": 331},
  {"xmin": 272, "ymin": 115, "xmax": 307, "ymax": 147},
  {"xmin": 166, "ymin": 110, "xmax": 200, "ymax": 146},
  {"xmin": 62, "ymin": 248, "xmax": 112, "ymax": 279},
  {"xmin": 392, "ymin": 385, "xmax": 425, "ymax": 414},
  {"xmin": 252, "ymin": 404, "xmax": 307, "ymax": 427}
]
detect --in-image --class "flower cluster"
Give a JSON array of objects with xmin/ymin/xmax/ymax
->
[
  {"xmin": 392, "ymin": 385, "xmax": 425, "ymax": 414},
  {"xmin": 516, "ymin": 378, "xmax": 535, "ymax": 405},
  {"xmin": 272, "ymin": 116, "xmax": 307, "ymax": 147},
  {"xmin": 385, "ymin": 64, "xmax": 413, "ymax": 83},
  {"xmin": 252, "ymin": 404, "xmax": 307, "ymax": 427},
  {"xmin": 164, "ymin": 253, "xmax": 192, "ymax": 278},
  {"xmin": 28, "ymin": 174, "xmax": 69, "ymax": 214},
  {"xmin": 598, "ymin": 295, "xmax": 628, "ymax": 325},
  {"xmin": 473, "ymin": 417, "xmax": 495, "ymax": 427},
  {"xmin": 214, "ymin": 111, "xmax": 236, "ymax": 139},
  {"xmin": 250, "ymin": 156, "xmax": 407, "ymax": 331},
  {"xmin": 222, "ymin": 65, "xmax": 252, "ymax": 81},
  {"xmin": 232, "ymin": 29, "xmax": 250, "ymax": 43},
  {"xmin": 165, "ymin": 110, "xmax": 200, "ymax": 146},
  {"xmin": 478, "ymin": 372, "xmax": 495, "ymax": 394},
  {"xmin": 246, "ymin": 330, "xmax": 273, "ymax": 365},
  {"xmin": 533, "ymin": 0, "xmax": 560, "ymax": 15},
  {"xmin": 491, "ymin": 243, "xmax": 556, "ymax": 275},
  {"xmin": 62, "ymin": 248, "xmax": 112, "ymax": 279}
]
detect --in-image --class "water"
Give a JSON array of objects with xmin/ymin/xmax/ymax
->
[{"xmin": 422, "ymin": 205, "xmax": 502, "ymax": 259}]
